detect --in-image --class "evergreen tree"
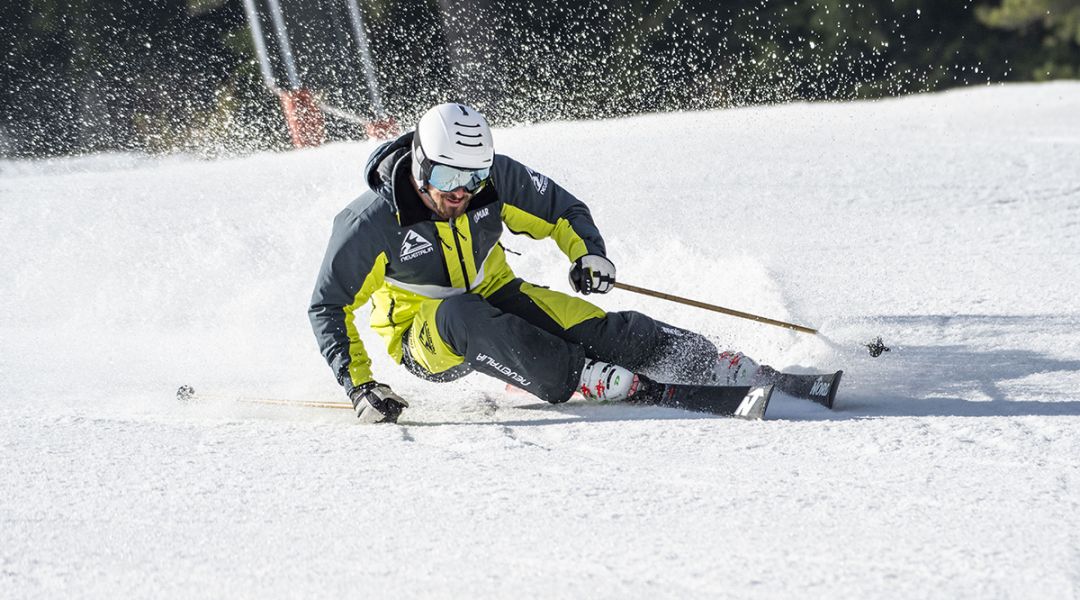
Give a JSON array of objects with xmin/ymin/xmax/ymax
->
[{"xmin": 977, "ymin": 0, "xmax": 1080, "ymax": 78}]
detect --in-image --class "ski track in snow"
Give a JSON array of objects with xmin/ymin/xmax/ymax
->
[{"xmin": 2, "ymin": 83, "xmax": 1079, "ymax": 598}]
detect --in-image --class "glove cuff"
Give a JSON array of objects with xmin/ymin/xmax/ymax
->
[{"xmin": 349, "ymin": 381, "xmax": 379, "ymax": 409}]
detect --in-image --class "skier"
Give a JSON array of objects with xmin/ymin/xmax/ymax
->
[{"xmin": 310, "ymin": 103, "xmax": 770, "ymax": 423}]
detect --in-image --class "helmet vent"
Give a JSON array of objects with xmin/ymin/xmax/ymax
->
[{"xmin": 414, "ymin": 103, "xmax": 493, "ymax": 172}]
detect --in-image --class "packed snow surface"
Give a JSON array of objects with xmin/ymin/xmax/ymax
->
[{"xmin": 2, "ymin": 83, "xmax": 1079, "ymax": 598}]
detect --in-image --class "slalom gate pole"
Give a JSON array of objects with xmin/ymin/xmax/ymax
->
[{"xmin": 614, "ymin": 282, "xmax": 818, "ymax": 335}]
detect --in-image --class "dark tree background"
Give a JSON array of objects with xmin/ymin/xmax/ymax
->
[{"xmin": 2, "ymin": 0, "xmax": 1077, "ymax": 158}]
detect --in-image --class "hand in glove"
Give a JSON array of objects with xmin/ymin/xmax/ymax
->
[
  {"xmin": 349, "ymin": 382, "xmax": 409, "ymax": 424},
  {"xmin": 569, "ymin": 254, "xmax": 616, "ymax": 295}
]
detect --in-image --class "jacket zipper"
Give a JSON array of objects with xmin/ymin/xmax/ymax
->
[{"xmin": 450, "ymin": 219, "xmax": 471, "ymax": 292}]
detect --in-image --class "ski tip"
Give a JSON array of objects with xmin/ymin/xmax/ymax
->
[
  {"xmin": 801, "ymin": 371, "xmax": 843, "ymax": 409},
  {"xmin": 826, "ymin": 370, "xmax": 843, "ymax": 409},
  {"xmin": 176, "ymin": 385, "xmax": 196, "ymax": 403},
  {"xmin": 735, "ymin": 384, "xmax": 773, "ymax": 420}
]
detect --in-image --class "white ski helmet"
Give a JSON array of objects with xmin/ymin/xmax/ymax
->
[{"xmin": 411, "ymin": 103, "xmax": 494, "ymax": 189}]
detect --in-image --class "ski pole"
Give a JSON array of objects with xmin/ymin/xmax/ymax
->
[
  {"xmin": 231, "ymin": 397, "xmax": 353, "ymax": 410},
  {"xmin": 613, "ymin": 282, "xmax": 818, "ymax": 335},
  {"xmin": 176, "ymin": 386, "xmax": 353, "ymax": 410}
]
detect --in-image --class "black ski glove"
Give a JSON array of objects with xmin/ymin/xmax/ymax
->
[
  {"xmin": 569, "ymin": 254, "xmax": 616, "ymax": 295},
  {"xmin": 349, "ymin": 382, "xmax": 409, "ymax": 424}
]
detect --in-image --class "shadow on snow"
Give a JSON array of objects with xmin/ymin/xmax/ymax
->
[{"xmin": 410, "ymin": 343, "xmax": 1080, "ymax": 426}]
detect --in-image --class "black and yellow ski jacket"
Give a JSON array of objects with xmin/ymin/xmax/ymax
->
[{"xmin": 309, "ymin": 132, "xmax": 607, "ymax": 394}]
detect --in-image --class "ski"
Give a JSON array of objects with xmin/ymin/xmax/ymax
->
[
  {"xmin": 768, "ymin": 370, "xmax": 843, "ymax": 409},
  {"xmin": 177, "ymin": 379, "xmax": 779, "ymax": 420},
  {"xmin": 632, "ymin": 380, "xmax": 775, "ymax": 420},
  {"xmin": 508, "ymin": 381, "xmax": 774, "ymax": 419}
]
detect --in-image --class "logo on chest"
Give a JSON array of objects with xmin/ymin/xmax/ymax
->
[
  {"xmin": 472, "ymin": 207, "xmax": 490, "ymax": 223},
  {"xmin": 400, "ymin": 230, "xmax": 434, "ymax": 262}
]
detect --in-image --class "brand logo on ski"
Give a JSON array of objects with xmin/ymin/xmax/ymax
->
[
  {"xmin": 475, "ymin": 353, "xmax": 531, "ymax": 387},
  {"xmin": 809, "ymin": 377, "xmax": 830, "ymax": 397},
  {"xmin": 400, "ymin": 230, "xmax": 433, "ymax": 262},
  {"xmin": 472, "ymin": 207, "xmax": 490, "ymax": 223},
  {"xmin": 525, "ymin": 167, "xmax": 549, "ymax": 194},
  {"xmin": 736, "ymin": 387, "xmax": 767, "ymax": 417}
]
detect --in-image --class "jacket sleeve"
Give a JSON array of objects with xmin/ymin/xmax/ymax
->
[
  {"xmin": 308, "ymin": 206, "xmax": 389, "ymax": 396},
  {"xmin": 496, "ymin": 156, "xmax": 607, "ymax": 261}
]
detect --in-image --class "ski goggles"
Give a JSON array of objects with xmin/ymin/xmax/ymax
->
[{"xmin": 427, "ymin": 164, "xmax": 490, "ymax": 193}]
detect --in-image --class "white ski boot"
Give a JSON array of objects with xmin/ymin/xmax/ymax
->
[
  {"xmin": 713, "ymin": 351, "xmax": 762, "ymax": 386},
  {"xmin": 578, "ymin": 359, "xmax": 641, "ymax": 402}
]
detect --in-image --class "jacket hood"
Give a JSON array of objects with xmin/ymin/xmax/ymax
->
[{"xmin": 364, "ymin": 131, "xmax": 414, "ymax": 197}]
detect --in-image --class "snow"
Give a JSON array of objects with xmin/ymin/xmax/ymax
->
[{"xmin": 2, "ymin": 82, "xmax": 1079, "ymax": 597}]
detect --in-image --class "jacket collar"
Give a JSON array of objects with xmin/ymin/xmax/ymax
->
[{"xmin": 390, "ymin": 154, "xmax": 433, "ymax": 227}]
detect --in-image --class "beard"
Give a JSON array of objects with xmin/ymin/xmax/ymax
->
[{"xmin": 432, "ymin": 193, "xmax": 471, "ymax": 220}]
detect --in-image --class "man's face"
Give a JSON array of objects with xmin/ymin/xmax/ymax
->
[{"xmin": 422, "ymin": 185, "xmax": 473, "ymax": 220}]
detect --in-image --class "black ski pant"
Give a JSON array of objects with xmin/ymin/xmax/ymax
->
[{"xmin": 401, "ymin": 278, "xmax": 719, "ymax": 403}]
